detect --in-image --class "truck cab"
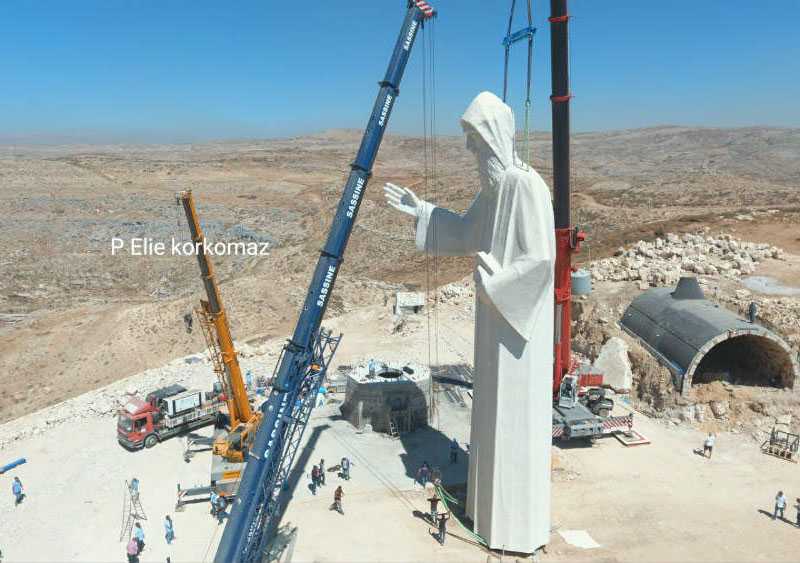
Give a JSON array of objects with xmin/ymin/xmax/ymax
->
[
  {"xmin": 117, "ymin": 396, "xmax": 159, "ymax": 449},
  {"xmin": 117, "ymin": 385, "xmax": 188, "ymax": 449}
]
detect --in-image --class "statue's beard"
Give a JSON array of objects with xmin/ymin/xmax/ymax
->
[{"xmin": 478, "ymin": 153, "xmax": 504, "ymax": 193}]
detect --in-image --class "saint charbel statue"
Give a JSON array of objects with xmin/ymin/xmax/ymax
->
[{"xmin": 384, "ymin": 91, "xmax": 555, "ymax": 552}]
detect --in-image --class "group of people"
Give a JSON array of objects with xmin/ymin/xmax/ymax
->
[
  {"xmin": 123, "ymin": 478, "xmax": 177, "ymax": 562},
  {"xmin": 311, "ymin": 457, "xmax": 351, "ymax": 493},
  {"xmin": 125, "ymin": 522, "xmax": 146, "ymax": 563},
  {"xmin": 125, "ymin": 515, "xmax": 175, "ymax": 562},
  {"xmin": 308, "ymin": 457, "xmax": 351, "ymax": 515}
]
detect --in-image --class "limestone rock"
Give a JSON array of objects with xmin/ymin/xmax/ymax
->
[
  {"xmin": 593, "ymin": 337, "xmax": 633, "ymax": 391},
  {"xmin": 709, "ymin": 400, "xmax": 729, "ymax": 419}
]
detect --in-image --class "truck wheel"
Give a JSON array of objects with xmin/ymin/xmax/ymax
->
[{"xmin": 144, "ymin": 434, "xmax": 159, "ymax": 449}]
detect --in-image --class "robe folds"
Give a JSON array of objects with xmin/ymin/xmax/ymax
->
[{"xmin": 414, "ymin": 91, "xmax": 555, "ymax": 552}]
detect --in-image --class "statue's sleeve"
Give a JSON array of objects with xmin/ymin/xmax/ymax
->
[
  {"xmin": 481, "ymin": 172, "xmax": 554, "ymax": 341},
  {"xmin": 414, "ymin": 194, "xmax": 484, "ymax": 256}
]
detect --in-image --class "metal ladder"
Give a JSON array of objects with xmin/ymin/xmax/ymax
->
[{"xmin": 119, "ymin": 480, "xmax": 147, "ymax": 542}]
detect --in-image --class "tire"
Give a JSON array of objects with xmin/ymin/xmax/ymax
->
[
  {"xmin": 144, "ymin": 434, "xmax": 159, "ymax": 449},
  {"xmin": 597, "ymin": 408, "xmax": 611, "ymax": 418}
]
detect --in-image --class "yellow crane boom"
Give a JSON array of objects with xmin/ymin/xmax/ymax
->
[{"xmin": 176, "ymin": 190, "xmax": 261, "ymax": 462}]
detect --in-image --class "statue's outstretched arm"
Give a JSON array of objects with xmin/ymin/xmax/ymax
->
[{"xmin": 384, "ymin": 182, "xmax": 484, "ymax": 257}]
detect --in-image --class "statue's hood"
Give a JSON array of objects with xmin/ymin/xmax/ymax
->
[{"xmin": 460, "ymin": 91, "xmax": 516, "ymax": 169}]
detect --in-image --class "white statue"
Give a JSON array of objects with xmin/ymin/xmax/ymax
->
[{"xmin": 384, "ymin": 91, "xmax": 555, "ymax": 552}]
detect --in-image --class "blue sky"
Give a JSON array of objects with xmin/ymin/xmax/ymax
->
[{"xmin": 1, "ymin": 1, "xmax": 798, "ymax": 143}]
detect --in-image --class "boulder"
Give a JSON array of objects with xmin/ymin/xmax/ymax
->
[
  {"xmin": 709, "ymin": 400, "xmax": 729, "ymax": 419},
  {"xmin": 694, "ymin": 404, "xmax": 707, "ymax": 423},
  {"xmin": 593, "ymin": 337, "xmax": 633, "ymax": 391}
]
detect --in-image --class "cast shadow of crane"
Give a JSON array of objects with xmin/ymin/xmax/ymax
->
[{"xmin": 280, "ymin": 424, "xmax": 330, "ymax": 506}]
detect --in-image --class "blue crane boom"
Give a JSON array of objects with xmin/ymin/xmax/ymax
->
[{"xmin": 215, "ymin": 2, "xmax": 435, "ymax": 561}]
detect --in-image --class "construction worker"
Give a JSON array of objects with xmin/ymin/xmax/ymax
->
[
  {"xmin": 331, "ymin": 486, "xmax": 344, "ymax": 514},
  {"xmin": 319, "ymin": 459, "xmax": 326, "ymax": 486},
  {"xmin": 126, "ymin": 536, "xmax": 140, "ymax": 563},
  {"xmin": 164, "ymin": 515, "xmax": 175, "ymax": 545},
  {"xmin": 703, "ymin": 433, "xmax": 716, "ymax": 459},
  {"xmin": 449, "ymin": 438, "xmax": 459, "ymax": 464},
  {"xmin": 210, "ymin": 491, "xmax": 220, "ymax": 519},
  {"xmin": 775, "ymin": 491, "xmax": 788, "ymax": 520},
  {"xmin": 133, "ymin": 522, "xmax": 145, "ymax": 553},
  {"xmin": 311, "ymin": 465, "xmax": 320, "ymax": 494},
  {"xmin": 417, "ymin": 461, "xmax": 430, "ymax": 486},
  {"xmin": 130, "ymin": 477, "xmax": 140, "ymax": 502},
  {"xmin": 428, "ymin": 494, "xmax": 440, "ymax": 523},
  {"xmin": 216, "ymin": 496, "xmax": 227, "ymax": 524},
  {"xmin": 436, "ymin": 512, "xmax": 450, "ymax": 546},
  {"xmin": 340, "ymin": 457, "xmax": 351, "ymax": 480},
  {"xmin": 795, "ymin": 498, "xmax": 800, "ymax": 528},
  {"xmin": 748, "ymin": 301, "xmax": 758, "ymax": 324},
  {"xmin": 11, "ymin": 477, "xmax": 24, "ymax": 506}
]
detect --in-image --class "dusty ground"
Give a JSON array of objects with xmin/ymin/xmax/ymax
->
[
  {"xmin": 1, "ymin": 127, "xmax": 799, "ymax": 423},
  {"xmin": 3, "ymin": 299, "xmax": 800, "ymax": 562}
]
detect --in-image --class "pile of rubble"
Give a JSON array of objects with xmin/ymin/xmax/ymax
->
[
  {"xmin": 719, "ymin": 290, "xmax": 800, "ymax": 350},
  {"xmin": 589, "ymin": 233, "xmax": 785, "ymax": 288}
]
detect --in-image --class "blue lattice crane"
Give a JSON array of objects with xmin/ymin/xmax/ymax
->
[{"xmin": 214, "ymin": 2, "xmax": 436, "ymax": 561}]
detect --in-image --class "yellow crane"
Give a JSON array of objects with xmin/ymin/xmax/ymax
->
[{"xmin": 176, "ymin": 190, "xmax": 262, "ymax": 470}]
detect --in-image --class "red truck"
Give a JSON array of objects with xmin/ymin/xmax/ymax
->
[{"xmin": 117, "ymin": 384, "xmax": 221, "ymax": 449}]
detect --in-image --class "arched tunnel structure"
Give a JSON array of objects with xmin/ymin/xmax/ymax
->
[{"xmin": 621, "ymin": 277, "xmax": 799, "ymax": 395}]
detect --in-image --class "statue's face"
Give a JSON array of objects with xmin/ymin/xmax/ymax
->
[{"xmin": 464, "ymin": 127, "xmax": 483, "ymax": 156}]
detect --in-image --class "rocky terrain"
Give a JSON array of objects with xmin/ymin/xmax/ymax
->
[{"xmin": 1, "ymin": 126, "xmax": 799, "ymax": 424}]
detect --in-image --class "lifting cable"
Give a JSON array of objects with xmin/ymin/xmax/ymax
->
[
  {"xmin": 502, "ymin": 0, "xmax": 535, "ymax": 165},
  {"xmin": 433, "ymin": 483, "xmax": 488, "ymax": 548},
  {"xmin": 420, "ymin": 14, "xmax": 440, "ymax": 427}
]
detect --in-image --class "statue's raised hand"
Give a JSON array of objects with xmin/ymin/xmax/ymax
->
[{"xmin": 383, "ymin": 183, "xmax": 421, "ymax": 218}]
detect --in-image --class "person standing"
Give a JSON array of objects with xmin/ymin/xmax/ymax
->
[
  {"xmin": 795, "ymin": 497, "xmax": 800, "ymax": 528},
  {"xmin": 703, "ymin": 433, "xmax": 716, "ymax": 459},
  {"xmin": 449, "ymin": 438, "xmax": 459, "ymax": 464},
  {"xmin": 331, "ymin": 486, "xmax": 344, "ymax": 514},
  {"xmin": 126, "ymin": 536, "xmax": 140, "ymax": 563},
  {"xmin": 215, "ymin": 496, "xmax": 227, "ymax": 524},
  {"xmin": 417, "ymin": 462, "xmax": 430, "ymax": 486},
  {"xmin": 130, "ymin": 478, "xmax": 140, "ymax": 502},
  {"xmin": 748, "ymin": 301, "xmax": 758, "ymax": 324},
  {"xmin": 11, "ymin": 477, "xmax": 24, "ymax": 506},
  {"xmin": 775, "ymin": 491, "xmax": 788, "ymax": 520},
  {"xmin": 210, "ymin": 491, "xmax": 220, "ymax": 519},
  {"xmin": 429, "ymin": 495, "xmax": 440, "ymax": 523},
  {"xmin": 164, "ymin": 515, "xmax": 175, "ymax": 545},
  {"xmin": 133, "ymin": 522, "xmax": 145, "ymax": 553},
  {"xmin": 311, "ymin": 465, "xmax": 320, "ymax": 494},
  {"xmin": 436, "ymin": 512, "xmax": 450, "ymax": 546},
  {"xmin": 341, "ymin": 457, "xmax": 351, "ymax": 481},
  {"xmin": 319, "ymin": 459, "xmax": 326, "ymax": 486}
]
